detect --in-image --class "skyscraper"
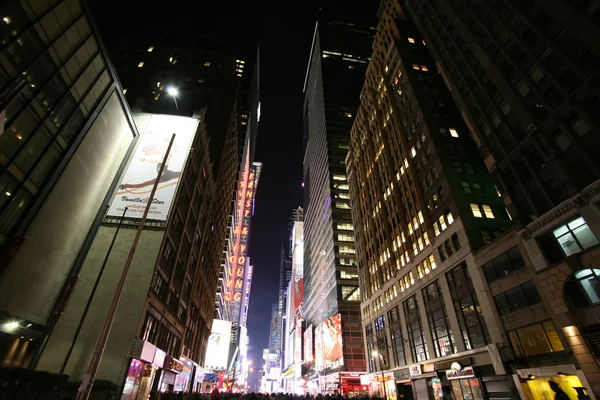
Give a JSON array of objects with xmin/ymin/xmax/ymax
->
[
  {"xmin": 347, "ymin": 1, "xmax": 517, "ymax": 398},
  {"xmin": 302, "ymin": 14, "xmax": 374, "ymax": 392},
  {"xmin": 0, "ymin": 0, "xmax": 136, "ymax": 370},
  {"xmin": 399, "ymin": 0, "xmax": 600, "ymax": 396}
]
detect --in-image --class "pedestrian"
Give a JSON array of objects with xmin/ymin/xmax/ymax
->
[
  {"xmin": 211, "ymin": 388, "xmax": 222, "ymax": 400},
  {"xmin": 549, "ymin": 382, "xmax": 571, "ymax": 400}
]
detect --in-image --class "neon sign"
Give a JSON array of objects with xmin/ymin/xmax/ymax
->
[{"xmin": 224, "ymin": 166, "xmax": 256, "ymax": 303}]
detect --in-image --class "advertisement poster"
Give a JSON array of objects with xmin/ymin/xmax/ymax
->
[
  {"xmin": 107, "ymin": 114, "xmax": 198, "ymax": 220},
  {"xmin": 294, "ymin": 318, "xmax": 302, "ymax": 364},
  {"xmin": 203, "ymin": 319, "xmax": 232, "ymax": 370},
  {"xmin": 322, "ymin": 314, "xmax": 344, "ymax": 368},
  {"xmin": 304, "ymin": 324, "xmax": 313, "ymax": 364},
  {"xmin": 315, "ymin": 323, "xmax": 324, "ymax": 370}
]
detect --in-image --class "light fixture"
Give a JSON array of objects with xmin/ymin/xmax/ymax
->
[
  {"xmin": 5, "ymin": 192, "xmax": 11, "ymax": 196},
  {"xmin": 372, "ymin": 350, "xmax": 379, "ymax": 357},
  {"xmin": 528, "ymin": 374, "xmax": 536, "ymax": 380},
  {"xmin": 557, "ymin": 372, "xmax": 567, "ymax": 377},
  {"xmin": 4, "ymin": 321, "xmax": 19, "ymax": 331},
  {"xmin": 167, "ymin": 87, "xmax": 178, "ymax": 97},
  {"xmin": 3, "ymin": 17, "xmax": 10, "ymax": 24}
]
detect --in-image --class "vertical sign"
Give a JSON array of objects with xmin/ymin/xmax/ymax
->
[{"xmin": 224, "ymin": 165, "xmax": 257, "ymax": 303}]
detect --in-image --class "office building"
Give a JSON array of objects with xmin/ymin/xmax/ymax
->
[
  {"xmin": 275, "ymin": 243, "xmax": 291, "ymax": 369},
  {"xmin": 0, "ymin": 0, "xmax": 137, "ymax": 370},
  {"xmin": 302, "ymin": 14, "xmax": 374, "ymax": 393},
  {"xmin": 26, "ymin": 38, "xmax": 258, "ymax": 398},
  {"xmin": 399, "ymin": 0, "xmax": 600, "ymax": 396},
  {"xmin": 346, "ymin": 2, "xmax": 517, "ymax": 398}
]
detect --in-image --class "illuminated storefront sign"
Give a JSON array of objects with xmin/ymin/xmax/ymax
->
[
  {"xmin": 445, "ymin": 364, "xmax": 475, "ymax": 380},
  {"xmin": 224, "ymin": 166, "xmax": 257, "ymax": 303}
]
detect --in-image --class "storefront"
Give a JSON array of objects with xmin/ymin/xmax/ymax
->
[
  {"xmin": 444, "ymin": 363, "xmax": 484, "ymax": 400},
  {"xmin": 366, "ymin": 372, "xmax": 398, "ymax": 400},
  {"xmin": 515, "ymin": 365, "xmax": 596, "ymax": 400}
]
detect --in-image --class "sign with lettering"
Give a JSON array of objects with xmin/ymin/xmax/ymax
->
[
  {"xmin": 445, "ymin": 366, "xmax": 475, "ymax": 380},
  {"xmin": 409, "ymin": 364, "xmax": 422, "ymax": 377},
  {"xmin": 224, "ymin": 166, "xmax": 257, "ymax": 303}
]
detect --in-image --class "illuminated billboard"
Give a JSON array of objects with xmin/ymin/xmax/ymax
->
[
  {"xmin": 203, "ymin": 319, "xmax": 232, "ymax": 370},
  {"xmin": 225, "ymin": 165, "xmax": 257, "ymax": 304},
  {"xmin": 107, "ymin": 114, "xmax": 198, "ymax": 220},
  {"xmin": 304, "ymin": 324, "xmax": 313, "ymax": 364},
  {"xmin": 322, "ymin": 314, "xmax": 344, "ymax": 368},
  {"xmin": 294, "ymin": 319, "xmax": 302, "ymax": 364},
  {"xmin": 314, "ymin": 323, "xmax": 323, "ymax": 370}
]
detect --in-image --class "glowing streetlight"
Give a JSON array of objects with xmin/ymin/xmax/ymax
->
[
  {"xmin": 4, "ymin": 321, "xmax": 19, "ymax": 331},
  {"xmin": 166, "ymin": 86, "xmax": 179, "ymax": 110},
  {"xmin": 371, "ymin": 350, "xmax": 379, "ymax": 357}
]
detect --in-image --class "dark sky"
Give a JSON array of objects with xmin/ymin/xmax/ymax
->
[{"xmin": 90, "ymin": 0, "xmax": 377, "ymax": 389}]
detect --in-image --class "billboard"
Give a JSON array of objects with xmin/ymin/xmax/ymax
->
[
  {"xmin": 314, "ymin": 323, "xmax": 323, "ymax": 370},
  {"xmin": 294, "ymin": 318, "xmax": 302, "ymax": 364},
  {"xmin": 304, "ymin": 324, "xmax": 313, "ymax": 364},
  {"xmin": 203, "ymin": 319, "xmax": 232, "ymax": 370},
  {"xmin": 322, "ymin": 314, "xmax": 344, "ymax": 368},
  {"xmin": 107, "ymin": 114, "xmax": 198, "ymax": 220}
]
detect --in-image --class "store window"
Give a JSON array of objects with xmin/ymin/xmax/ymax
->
[
  {"xmin": 403, "ymin": 295, "xmax": 429, "ymax": 362},
  {"xmin": 422, "ymin": 280, "xmax": 456, "ymax": 357},
  {"xmin": 564, "ymin": 269, "xmax": 600, "ymax": 309},
  {"xmin": 446, "ymin": 262, "xmax": 490, "ymax": 350},
  {"xmin": 451, "ymin": 378, "xmax": 484, "ymax": 400},
  {"xmin": 507, "ymin": 320, "xmax": 564, "ymax": 357}
]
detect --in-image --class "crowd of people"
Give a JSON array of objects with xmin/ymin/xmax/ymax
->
[{"xmin": 157, "ymin": 390, "xmax": 382, "ymax": 400}]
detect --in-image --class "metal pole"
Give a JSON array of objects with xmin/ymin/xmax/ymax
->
[
  {"xmin": 380, "ymin": 356, "xmax": 387, "ymax": 400},
  {"xmin": 60, "ymin": 207, "xmax": 128, "ymax": 374},
  {"xmin": 75, "ymin": 134, "xmax": 176, "ymax": 400}
]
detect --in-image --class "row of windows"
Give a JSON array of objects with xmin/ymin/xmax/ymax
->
[{"xmin": 494, "ymin": 280, "xmax": 541, "ymax": 316}]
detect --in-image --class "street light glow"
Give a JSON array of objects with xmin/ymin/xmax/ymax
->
[
  {"xmin": 167, "ymin": 87, "xmax": 178, "ymax": 97},
  {"xmin": 372, "ymin": 350, "xmax": 379, "ymax": 357},
  {"xmin": 4, "ymin": 321, "xmax": 19, "ymax": 331}
]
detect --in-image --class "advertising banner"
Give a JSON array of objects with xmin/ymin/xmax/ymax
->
[
  {"xmin": 304, "ymin": 324, "xmax": 313, "ymax": 364},
  {"xmin": 203, "ymin": 319, "xmax": 232, "ymax": 370},
  {"xmin": 107, "ymin": 114, "xmax": 198, "ymax": 220},
  {"xmin": 315, "ymin": 323, "xmax": 324, "ymax": 370},
  {"xmin": 294, "ymin": 318, "xmax": 302, "ymax": 364},
  {"xmin": 322, "ymin": 314, "xmax": 343, "ymax": 368}
]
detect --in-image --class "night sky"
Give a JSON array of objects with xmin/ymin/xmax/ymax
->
[{"xmin": 90, "ymin": 0, "xmax": 377, "ymax": 389}]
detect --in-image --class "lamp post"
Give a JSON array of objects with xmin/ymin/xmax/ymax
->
[
  {"xmin": 167, "ymin": 86, "xmax": 179, "ymax": 110},
  {"xmin": 371, "ymin": 350, "xmax": 388, "ymax": 400}
]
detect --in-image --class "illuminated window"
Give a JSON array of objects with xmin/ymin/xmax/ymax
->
[
  {"xmin": 446, "ymin": 211, "xmax": 454, "ymax": 225},
  {"xmin": 421, "ymin": 65, "xmax": 428, "ymax": 71},
  {"xmin": 333, "ymin": 175, "xmax": 346, "ymax": 181},
  {"xmin": 411, "ymin": 147, "xmax": 416, "ymax": 157},
  {"xmin": 470, "ymin": 203, "xmax": 483, "ymax": 218},
  {"xmin": 345, "ymin": 112, "xmax": 353, "ymax": 118},
  {"xmin": 204, "ymin": 61, "xmax": 211, "ymax": 66},
  {"xmin": 439, "ymin": 215, "xmax": 447, "ymax": 231},
  {"xmin": 449, "ymin": 128, "xmax": 459, "ymax": 137},
  {"xmin": 482, "ymin": 204, "xmax": 494, "ymax": 219},
  {"xmin": 505, "ymin": 207, "xmax": 512, "ymax": 220},
  {"xmin": 138, "ymin": 61, "xmax": 144, "ymax": 67},
  {"xmin": 412, "ymin": 64, "xmax": 420, "ymax": 70},
  {"xmin": 337, "ymin": 233, "xmax": 353, "ymax": 241},
  {"xmin": 433, "ymin": 222, "xmax": 440, "ymax": 236},
  {"xmin": 147, "ymin": 46, "xmax": 154, "ymax": 52},
  {"xmin": 408, "ymin": 37, "xmax": 415, "ymax": 43},
  {"xmin": 553, "ymin": 217, "xmax": 599, "ymax": 257}
]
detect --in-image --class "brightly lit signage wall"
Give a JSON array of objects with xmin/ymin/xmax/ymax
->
[
  {"xmin": 304, "ymin": 324, "xmax": 313, "ymax": 364},
  {"xmin": 204, "ymin": 319, "xmax": 232, "ymax": 370},
  {"xmin": 315, "ymin": 323, "xmax": 324, "ymax": 370},
  {"xmin": 224, "ymin": 166, "xmax": 257, "ymax": 303},
  {"xmin": 322, "ymin": 314, "xmax": 344, "ymax": 368},
  {"xmin": 108, "ymin": 114, "xmax": 198, "ymax": 220}
]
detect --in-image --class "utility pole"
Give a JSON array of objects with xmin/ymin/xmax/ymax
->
[{"xmin": 75, "ymin": 134, "xmax": 176, "ymax": 400}]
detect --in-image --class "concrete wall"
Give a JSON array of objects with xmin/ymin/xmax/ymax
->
[
  {"xmin": 37, "ymin": 226, "xmax": 164, "ymax": 385},
  {"xmin": 0, "ymin": 90, "xmax": 135, "ymax": 324}
]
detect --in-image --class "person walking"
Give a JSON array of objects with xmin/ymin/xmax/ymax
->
[{"xmin": 549, "ymin": 382, "xmax": 571, "ymax": 400}]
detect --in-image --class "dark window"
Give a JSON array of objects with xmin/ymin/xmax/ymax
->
[
  {"xmin": 482, "ymin": 246, "xmax": 525, "ymax": 283},
  {"xmin": 423, "ymin": 281, "xmax": 456, "ymax": 357},
  {"xmin": 564, "ymin": 269, "xmax": 600, "ymax": 310},
  {"xmin": 388, "ymin": 306, "xmax": 406, "ymax": 367},
  {"xmin": 403, "ymin": 295, "xmax": 429, "ymax": 362},
  {"xmin": 494, "ymin": 281, "xmax": 541, "ymax": 316},
  {"xmin": 446, "ymin": 262, "xmax": 490, "ymax": 350}
]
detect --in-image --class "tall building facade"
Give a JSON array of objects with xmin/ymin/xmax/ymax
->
[
  {"xmin": 0, "ymin": 0, "xmax": 137, "ymax": 369},
  {"xmin": 302, "ymin": 15, "xmax": 374, "ymax": 392},
  {"xmin": 399, "ymin": 0, "xmax": 600, "ymax": 396},
  {"xmin": 275, "ymin": 243, "xmax": 290, "ymax": 368},
  {"xmin": 347, "ymin": 2, "xmax": 519, "ymax": 398}
]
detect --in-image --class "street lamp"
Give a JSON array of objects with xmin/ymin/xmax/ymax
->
[
  {"xmin": 371, "ymin": 348, "xmax": 388, "ymax": 400},
  {"xmin": 166, "ymin": 86, "xmax": 179, "ymax": 110}
]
